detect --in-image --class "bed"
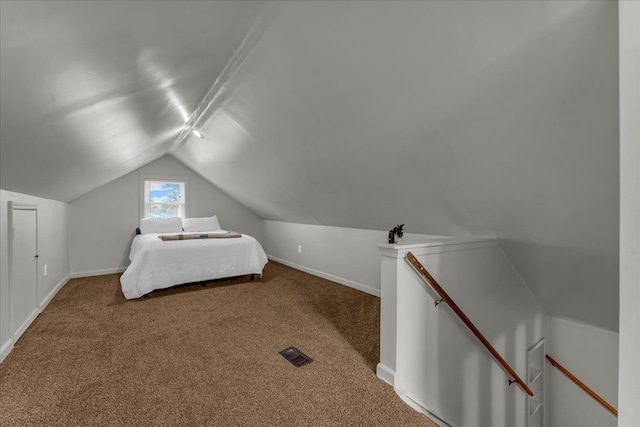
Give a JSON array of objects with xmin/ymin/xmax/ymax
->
[{"xmin": 120, "ymin": 216, "xmax": 268, "ymax": 299}]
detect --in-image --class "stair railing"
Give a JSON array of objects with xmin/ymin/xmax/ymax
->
[
  {"xmin": 546, "ymin": 354, "xmax": 618, "ymax": 416},
  {"xmin": 405, "ymin": 251, "xmax": 534, "ymax": 396}
]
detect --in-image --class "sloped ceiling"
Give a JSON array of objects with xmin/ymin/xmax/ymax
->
[
  {"xmin": 172, "ymin": 1, "xmax": 619, "ymax": 330},
  {"xmin": 0, "ymin": 0, "xmax": 269, "ymax": 201},
  {"xmin": 0, "ymin": 1, "xmax": 619, "ymax": 330}
]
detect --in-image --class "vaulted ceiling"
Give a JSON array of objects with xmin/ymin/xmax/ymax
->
[
  {"xmin": 0, "ymin": 0, "xmax": 271, "ymax": 201},
  {"xmin": 0, "ymin": 1, "xmax": 619, "ymax": 330}
]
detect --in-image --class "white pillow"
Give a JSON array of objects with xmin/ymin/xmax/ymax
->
[
  {"xmin": 139, "ymin": 217, "xmax": 184, "ymax": 234},
  {"xmin": 183, "ymin": 215, "xmax": 221, "ymax": 232}
]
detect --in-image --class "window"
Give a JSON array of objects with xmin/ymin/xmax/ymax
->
[{"xmin": 143, "ymin": 179, "xmax": 186, "ymax": 218}]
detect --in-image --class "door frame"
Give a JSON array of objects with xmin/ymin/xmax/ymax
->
[{"xmin": 7, "ymin": 202, "xmax": 39, "ymax": 340}]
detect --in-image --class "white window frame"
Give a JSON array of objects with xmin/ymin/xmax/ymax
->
[{"xmin": 139, "ymin": 175, "xmax": 189, "ymax": 219}]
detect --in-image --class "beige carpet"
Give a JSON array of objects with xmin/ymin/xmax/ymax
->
[{"xmin": 0, "ymin": 261, "xmax": 437, "ymax": 426}]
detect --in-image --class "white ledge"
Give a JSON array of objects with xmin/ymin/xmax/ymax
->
[{"xmin": 376, "ymin": 236, "xmax": 497, "ymax": 258}]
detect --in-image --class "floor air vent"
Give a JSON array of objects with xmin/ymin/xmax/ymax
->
[{"xmin": 279, "ymin": 346, "xmax": 313, "ymax": 367}]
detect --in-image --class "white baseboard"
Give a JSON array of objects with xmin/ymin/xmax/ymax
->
[
  {"xmin": 0, "ymin": 338, "xmax": 14, "ymax": 364},
  {"xmin": 69, "ymin": 267, "xmax": 127, "ymax": 279},
  {"xmin": 398, "ymin": 392, "xmax": 453, "ymax": 427},
  {"xmin": 40, "ymin": 274, "xmax": 70, "ymax": 310},
  {"xmin": 267, "ymin": 255, "xmax": 380, "ymax": 297},
  {"xmin": 1, "ymin": 274, "xmax": 70, "ymax": 365},
  {"xmin": 376, "ymin": 363, "xmax": 396, "ymax": 386},
  {"xmin": 12, "ymin": 308, "xmax": 39, "ymax": 345}
]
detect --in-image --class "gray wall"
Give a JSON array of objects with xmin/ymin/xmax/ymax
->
[
  {"xmin": 618, "ymin": 1, "xmax": 640, "ymax": 424},
  {"xmin": 69, "ymin": 155, "xmax": 263, "ymax": 275},
  {"xmin": 0, "ymin": 189, "xmax": 69, "ymax": 360},
  {"xmin": 263, "ymin": 220, "xmax": 440, "ymax": 295},
  {"xmin": 548, "ymin": 317, "xmax": 618, "ymax": 427}
]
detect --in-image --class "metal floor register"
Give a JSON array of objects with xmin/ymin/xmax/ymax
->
[{"xmin": 279, "ymin": 346, "xmax": 313, "ymax": 367}]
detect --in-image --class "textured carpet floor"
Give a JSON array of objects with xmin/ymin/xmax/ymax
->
[{"xmin": 0, "ymin": 261, "xmax": 437, "ymax": 426}]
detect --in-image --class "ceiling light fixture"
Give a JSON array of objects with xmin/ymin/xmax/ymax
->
[{"xmin": 191, "ymin": 129, "xmax": 204, "ymax": 138}]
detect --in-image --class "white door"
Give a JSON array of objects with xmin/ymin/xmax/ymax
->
[{"xmin": 11, "ymin": 208, "xmax": 38, "ymax": 339}]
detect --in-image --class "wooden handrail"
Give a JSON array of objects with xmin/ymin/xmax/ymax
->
[
  {"xmin": 405, "ymin": 252, "xmax": 534, "ymax": 397},
  {"xmin": 546, "ymin": 354, "xmax": 618, "ymax": 416}
]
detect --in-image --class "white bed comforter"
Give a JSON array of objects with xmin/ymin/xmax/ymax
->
[{"xmin": 120, "ymin": 231, "xmax": 268, "ymax": 299}]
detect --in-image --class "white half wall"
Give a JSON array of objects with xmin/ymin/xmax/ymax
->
[
  {"xmin": 548, "ymin": 317, "xmax": 618, "ymax": 427},
  {"xmin": 69, "ymin": 155, "xmax": 263, "ymax": 276},
  {"xmin": 378, "ymin": 238, "xmax": 548, "ymax": 427},
  {"xmin": 262, "ymin": 220, "xmax": 441, "ymax": 295},
  {"xmin": 0, "ymin": 189, "xmax": 69, "ymax": 362}
]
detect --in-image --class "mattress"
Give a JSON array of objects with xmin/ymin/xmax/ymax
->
[{"xmin": 120, "ymin": 231, "xmax": 268, "ymax": 299}]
